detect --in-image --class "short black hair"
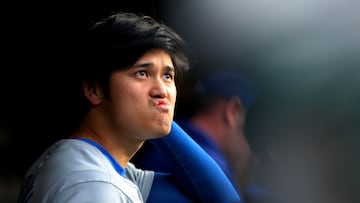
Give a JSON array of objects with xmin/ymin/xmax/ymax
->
[{"xmin": 83, "ymin": 12, "xmax": 190, "ymax": 97}]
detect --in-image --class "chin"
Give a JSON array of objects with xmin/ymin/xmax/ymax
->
[
  {"xmin": 159, "ymin": 127, "xmax": 172, "ymax": 137},
  {"xmin": 144, "ymin": 116, "xmax": 172, "ymax": 138},
  {"xmin": 152, "ymin": 123, "xmax": 171, "ymax": 138}
]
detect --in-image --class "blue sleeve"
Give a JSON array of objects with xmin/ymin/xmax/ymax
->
[{"xmin": 149, "ymin": 121, "xmax": 242, "ymax": 203}]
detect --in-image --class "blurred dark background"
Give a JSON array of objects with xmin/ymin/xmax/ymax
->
[{"xmin": 1, "ymin": 1, "xmax": 360, "ymax": 203}]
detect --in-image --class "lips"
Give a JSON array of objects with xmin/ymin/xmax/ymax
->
[{"xmin": 155, "ymin": 100, "xmax": 171, "ymax": 111}]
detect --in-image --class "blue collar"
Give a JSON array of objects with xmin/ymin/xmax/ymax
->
[{"xmin": 75, "ymin": 138, "xmax": 126, "ymax": 176}]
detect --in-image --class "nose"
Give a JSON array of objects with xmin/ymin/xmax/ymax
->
[{"xmin": 149, "ymin": 78, "xmax": 167, "ymax": 98}]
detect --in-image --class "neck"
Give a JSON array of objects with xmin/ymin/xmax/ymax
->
[{"xmin": 69, "ymin": 110, "xmax": 144, "ymax": 168}]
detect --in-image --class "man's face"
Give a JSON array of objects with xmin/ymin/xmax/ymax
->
[
  {"xmin": 102, "ymin": 48, "xmax": 177, "ymax": 141},
  {"xmin": 224, "ymin": 103, "xmax": 254, "ymax": 175}
]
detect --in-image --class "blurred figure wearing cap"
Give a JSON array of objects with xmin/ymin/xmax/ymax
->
[
  {"xmin": 132, "ymin": 69, "xmax": 285, "ymax": 203},
  {"xmin": 183, "ymin": 69, "xmax": 258, "ymax": 194}
]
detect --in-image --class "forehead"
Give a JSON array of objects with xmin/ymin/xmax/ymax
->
[
  {"xmin": 137, "ymin": 49, "xmax": 172, "ymax": 60},
  {"xmin": 132, "ymin": 49, "xmax": 174, "ymax": 68}
]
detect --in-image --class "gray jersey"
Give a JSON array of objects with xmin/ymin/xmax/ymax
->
[{"xmin": 18, "ymin": 139, "xmax": 154, "ymax": 203}]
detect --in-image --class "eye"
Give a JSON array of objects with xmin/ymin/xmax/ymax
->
[
  {"xmin": 135, "ymin": 70, "xmax": 147, "ymax": 78},
  {"xmin": 163, "ymin": 73, "xmax": 174, "ymax": 81}
]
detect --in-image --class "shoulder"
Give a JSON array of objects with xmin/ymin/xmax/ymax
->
[
  {"xmin": 52, "ymin": 180, "xmax": 143, "ymax": 203},
  {"xmin": 21, "ymin": 139, "xmax": 134, "ymax": 202},
  {"xmin": 28, "ymin": 139, "xmax": 112, "ymax": 177}
]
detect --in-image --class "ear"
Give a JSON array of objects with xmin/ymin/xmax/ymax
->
[
  {"xmin": 82, "ymin": 81, "xmax": 103, "ymax": 105},
  {"xmin": 223, "ymin": 97, "xmax": 244, "ymax": 127}
]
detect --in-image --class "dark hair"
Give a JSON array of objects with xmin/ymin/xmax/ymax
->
[{"xmin": 83, "ymin": 12, "xmax": 190, "ymax": 97}]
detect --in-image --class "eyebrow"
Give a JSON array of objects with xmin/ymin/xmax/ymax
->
[{"xmin": 132, "ymin": 62, "xmax": 175, "ymax": 72}]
